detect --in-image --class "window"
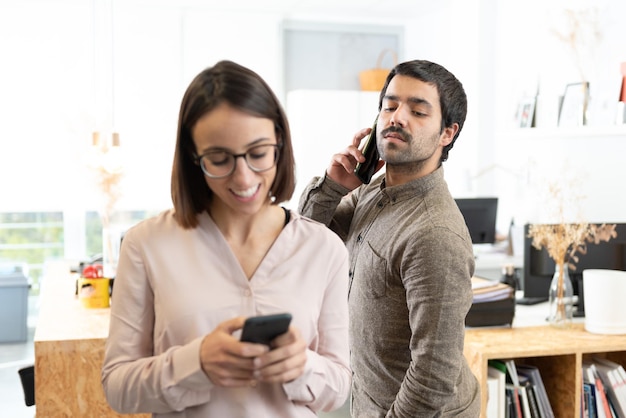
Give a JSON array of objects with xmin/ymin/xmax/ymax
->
[{"xmin": 0, "ymin": 212, "xmax": 64, "ymax": 291}]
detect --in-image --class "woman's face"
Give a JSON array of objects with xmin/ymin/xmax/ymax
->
[{"xmin": 191, "ymin": 102, "xmax": 278, "ymax": 217}]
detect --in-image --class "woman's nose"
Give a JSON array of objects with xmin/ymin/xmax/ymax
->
[{"xmin": 231, "ymin": 156, "xmax": 256, "ymax": 180}]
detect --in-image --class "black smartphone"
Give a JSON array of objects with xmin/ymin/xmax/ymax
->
[
  {"xmin": 354, "ymin": 117, "xmax": 380, "ymax": 184},
  {"xmin": 240, "ymin": 313, "xmax": 292, "ymax": 346}
]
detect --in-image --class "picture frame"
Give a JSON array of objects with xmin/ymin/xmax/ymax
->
[
  {"xmin": 517, "ymin": 97, "xmax": 536, "ymax": 128},
  {"xmin": 558, "ymin": 81, "xmax": 590, "ymax": 127}
]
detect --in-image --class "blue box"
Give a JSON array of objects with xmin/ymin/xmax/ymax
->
[{"xmin": 0, "ymin": 266, "xmax": 29, "ymax": 343}]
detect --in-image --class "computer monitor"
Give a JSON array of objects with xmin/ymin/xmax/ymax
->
[
  {"xmin": 455, "ymin": 198, "xmax": 498, "ymax": 244},
  {"xmin": 521, "ymin": 223, "xmax": 626, "ymax": 314}
]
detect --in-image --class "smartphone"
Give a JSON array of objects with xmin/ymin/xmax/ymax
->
[
  {"xmin": 354, "ymin": 116, "xmax": 380, "ymax": 184},
  {"xmin": 240, "ymin": 313, "xmax": 292, "ymax": 346}
]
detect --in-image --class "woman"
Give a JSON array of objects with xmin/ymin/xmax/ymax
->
[{"xmin": 101, "ymin": 60, "xmax": 350, "ymax": 417}]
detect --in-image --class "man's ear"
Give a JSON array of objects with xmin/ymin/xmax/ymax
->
[{"xmin": 440, "ymin": 123, "xmax": 459, "ymax": 147}]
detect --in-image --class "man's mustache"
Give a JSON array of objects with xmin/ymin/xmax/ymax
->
[{"xmin": 380, "ymin": 126, "xmax": 411, "ymax": 142}]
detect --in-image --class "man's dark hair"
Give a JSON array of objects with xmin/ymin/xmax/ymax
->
[{"xmin": 378, "ymin": 60, "xmax": 467, "ymax": 162}]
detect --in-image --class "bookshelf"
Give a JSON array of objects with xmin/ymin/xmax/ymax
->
[{"xmin": 464, "ymin": 323, "xmax": 626, "ymax": 418}]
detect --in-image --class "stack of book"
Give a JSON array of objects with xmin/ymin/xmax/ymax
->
[
  {"xmin": 487, "ymin": 359, "xmax": 554, "ymax": 418},
  {"xmin": 488, "ymin": 357, "xmax": 626, "ymax": 417},
  {"xmin": 584, "ymin": 358, "xmax": 626, "ymax": 418},
  {"xmin": 466, "ymin": 276, "xmax": 515, "ymax": 327}
]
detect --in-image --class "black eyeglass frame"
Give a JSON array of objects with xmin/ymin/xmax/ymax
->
[{"xmin": 194, "ymin": 143, "xmax": 282, "ymax": 179}]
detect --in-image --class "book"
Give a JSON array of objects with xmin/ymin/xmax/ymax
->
[
  {"xmin": 595, "ymin": 358, "xmax": 626, "ymax": 406},
  {"xmin": 583, "ymin": 381, "xmax": 596, "ymax": 418},
  {"xmin": 505, "ymin": 360, "xmax": 524, "ymax": 418},
  {"xmin": 505, "ymin": 383, "xmax": 523, "ymax": 418},
  {"xmin": 488, "ymin": 365, "xmax": 506, "ymax": 418},
  {"xmin": 488, "ymin": 370, "xmax": 502, "ymax": 418},
  {"xmin": 471, "ymin": 276, "xmax": 515, "ymax": 302},
  {"xmin": 592, "ymin": 358, "xmax": 626, "ymax": 418},
  {"xmin": 584, "ymin": 362, "xmax": 611, "ymax": 418},
  {"xmin": 505, "ymin": 386, "xmax": 517, "ymax": 418},
  {"xmin": 519, "ymin": 384, "xmax": 532, "ymax": 417},
  {"xmin": 523, "ymin": 377, "xmax": 543, "ymax": 418},
  {"xmin": 516, "ymin": 364, "xmax": 555, "ymax": 418}
]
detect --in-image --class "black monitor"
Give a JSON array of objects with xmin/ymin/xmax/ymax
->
[
  {"xmin": 521, "ymin": 223, "xmax": 626, "ymax": 313},
  {"xmin": 455, "ymin": 198, "xmax": 498, "ymax": 244}
]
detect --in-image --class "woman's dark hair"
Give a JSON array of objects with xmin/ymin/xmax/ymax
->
[
  {"xmin": 171, "ymin": 60, "xmax": 295, "ymax": 229},
  {"xmin": 378, "ymin": 60, "xmax": 467, "ymax": 163}
]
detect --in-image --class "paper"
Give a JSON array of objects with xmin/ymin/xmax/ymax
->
[{"xmin": 472, "ymin": 276, "xmax": 514, "ymax": 302}]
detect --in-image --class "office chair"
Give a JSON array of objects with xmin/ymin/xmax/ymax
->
[{"xmin": 18, "ymin": 365, "xmax": 35, "ymax": 406}]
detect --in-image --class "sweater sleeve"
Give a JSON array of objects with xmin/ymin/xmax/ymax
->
[
  {"xmin": 388, "ymin": 227, "xmax": 475, "ymax": 417},
  {"xmin": 101, "ymin": 228, "xmax": 215, "ymax": 414},
  {"xmin": 298, "ymin": 174, "xmax": 356, "ymax": 242},
  {"xmin": 282, "ymin": 228, "xmax": 352, "ymax": 412}
]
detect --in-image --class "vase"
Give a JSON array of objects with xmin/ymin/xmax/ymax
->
[
  {"xmin": 548, "ymin": 263, "xmax": 574, "ymax": 327},
  {"xmin": 100, "ymin": 212, "xmax": 121, "ymax": 280}
]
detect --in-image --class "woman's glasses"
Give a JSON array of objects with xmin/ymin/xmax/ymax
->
[{"xmin": 195, "ymin": 143, "xmax": 281, "ymax": 179}]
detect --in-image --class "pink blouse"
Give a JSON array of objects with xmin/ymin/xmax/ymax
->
[{"xmin": 102, "ymin": 209, "xmax": 350, "ymax": 417}]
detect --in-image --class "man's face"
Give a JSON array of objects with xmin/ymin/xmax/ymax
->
[{"xmin": 377, "ymin": 75, "xmax": 454, "ymax": 170}]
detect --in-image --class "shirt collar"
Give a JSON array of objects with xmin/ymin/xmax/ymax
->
[{"xmin": 379, "ymin": 166, "xmax": 445, "ymax": 204}]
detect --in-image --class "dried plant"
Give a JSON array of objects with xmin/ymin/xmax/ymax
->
[
  {"xmin": 527, "ymin": 177, "xmax": 617, "ymax": 324},
  {"xmin": 551, "ymin": 7, "xmax": 602, "ymax": 82},
  {"xmin": 528, "ymin": 176, "xmax": 617, "ymax": 269},
  {"xmin": 528, "ymin": 222, "xmax": 617, "ymax": 271},
  {"xmin": 87, "ymin": 132, "xmax": 124, "ymax": 276},
  {"xmin": 94, "ymin": 165, "xmax": 123, "ymax": 220}
]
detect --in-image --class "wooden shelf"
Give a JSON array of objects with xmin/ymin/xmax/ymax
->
[{"xmin": 464, "ymin": 323, "xmax": 626, "ymax": 417}]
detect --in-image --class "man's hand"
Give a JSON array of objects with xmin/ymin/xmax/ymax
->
[{"xmin": 326, "ymin": 127, "xmax": 385, "ymax": 190}]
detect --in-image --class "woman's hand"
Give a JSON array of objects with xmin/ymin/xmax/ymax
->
[
  {"xmin": 251, "ymin": 326, "xmax": 307, "ymax": 383},
  {"xmin": 199, "ymin": 317, "xmax": 269, "ymax": 387}
]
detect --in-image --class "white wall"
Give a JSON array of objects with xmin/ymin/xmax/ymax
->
[
  {"xmin": 493, "ymin": 0, "xmax": 626, "ymax": 130},
  {"xmin": 0, "ymin": 0, "xmax": 286, "ymax": 213},
  {"xmin": 404, "ymin": 0, "xmax": 626, "ymax": 231},
  {"xmin": 1, "ymin": 0, "xmax": 625, "ymax": 232},
  {"xmin": 285, "ymin": 90, "xmax": 380, "ymax": 209},
  {"xmin": 0, "ymin": 0, "xmax": 93, "ymax": 211},
  {"xmin": 490, "ymin": 0, "xmax": 626, "ymax": 229}
]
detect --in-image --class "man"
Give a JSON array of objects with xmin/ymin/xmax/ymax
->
[{"xmin": 298, "ymin": 60, "xmax": 480, "ymax": 417}]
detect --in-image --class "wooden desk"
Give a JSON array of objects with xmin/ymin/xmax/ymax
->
[{"xmin": 34, "ymin": 263, "xmax": 149, "ymax": 417}]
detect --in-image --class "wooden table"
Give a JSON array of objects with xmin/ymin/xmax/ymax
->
[{"xmin": 34, "ymin": 262, "xmax": 149, "ymax": 417}]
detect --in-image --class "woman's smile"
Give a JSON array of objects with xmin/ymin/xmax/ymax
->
[{"xmin": 231, "ymin": 184, "xmax": 260, "ymax": 200}]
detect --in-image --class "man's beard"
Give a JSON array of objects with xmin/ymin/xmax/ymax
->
[{"xmin": 380, "ymin": 127, "xmax": 439, "ymax": 171}]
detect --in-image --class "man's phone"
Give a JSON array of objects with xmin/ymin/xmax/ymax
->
[
  {"xmin": 354, "ymin": 116, "xmax": 380, "ymax": 184},
  {"xmin": 240, "ymin": 313, "xmax": 292, "ymax": 346}
]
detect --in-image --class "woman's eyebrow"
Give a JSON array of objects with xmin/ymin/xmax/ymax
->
[{"xmin": 199, "ymin": 137, "xmax": 274, "ymax": 154}]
